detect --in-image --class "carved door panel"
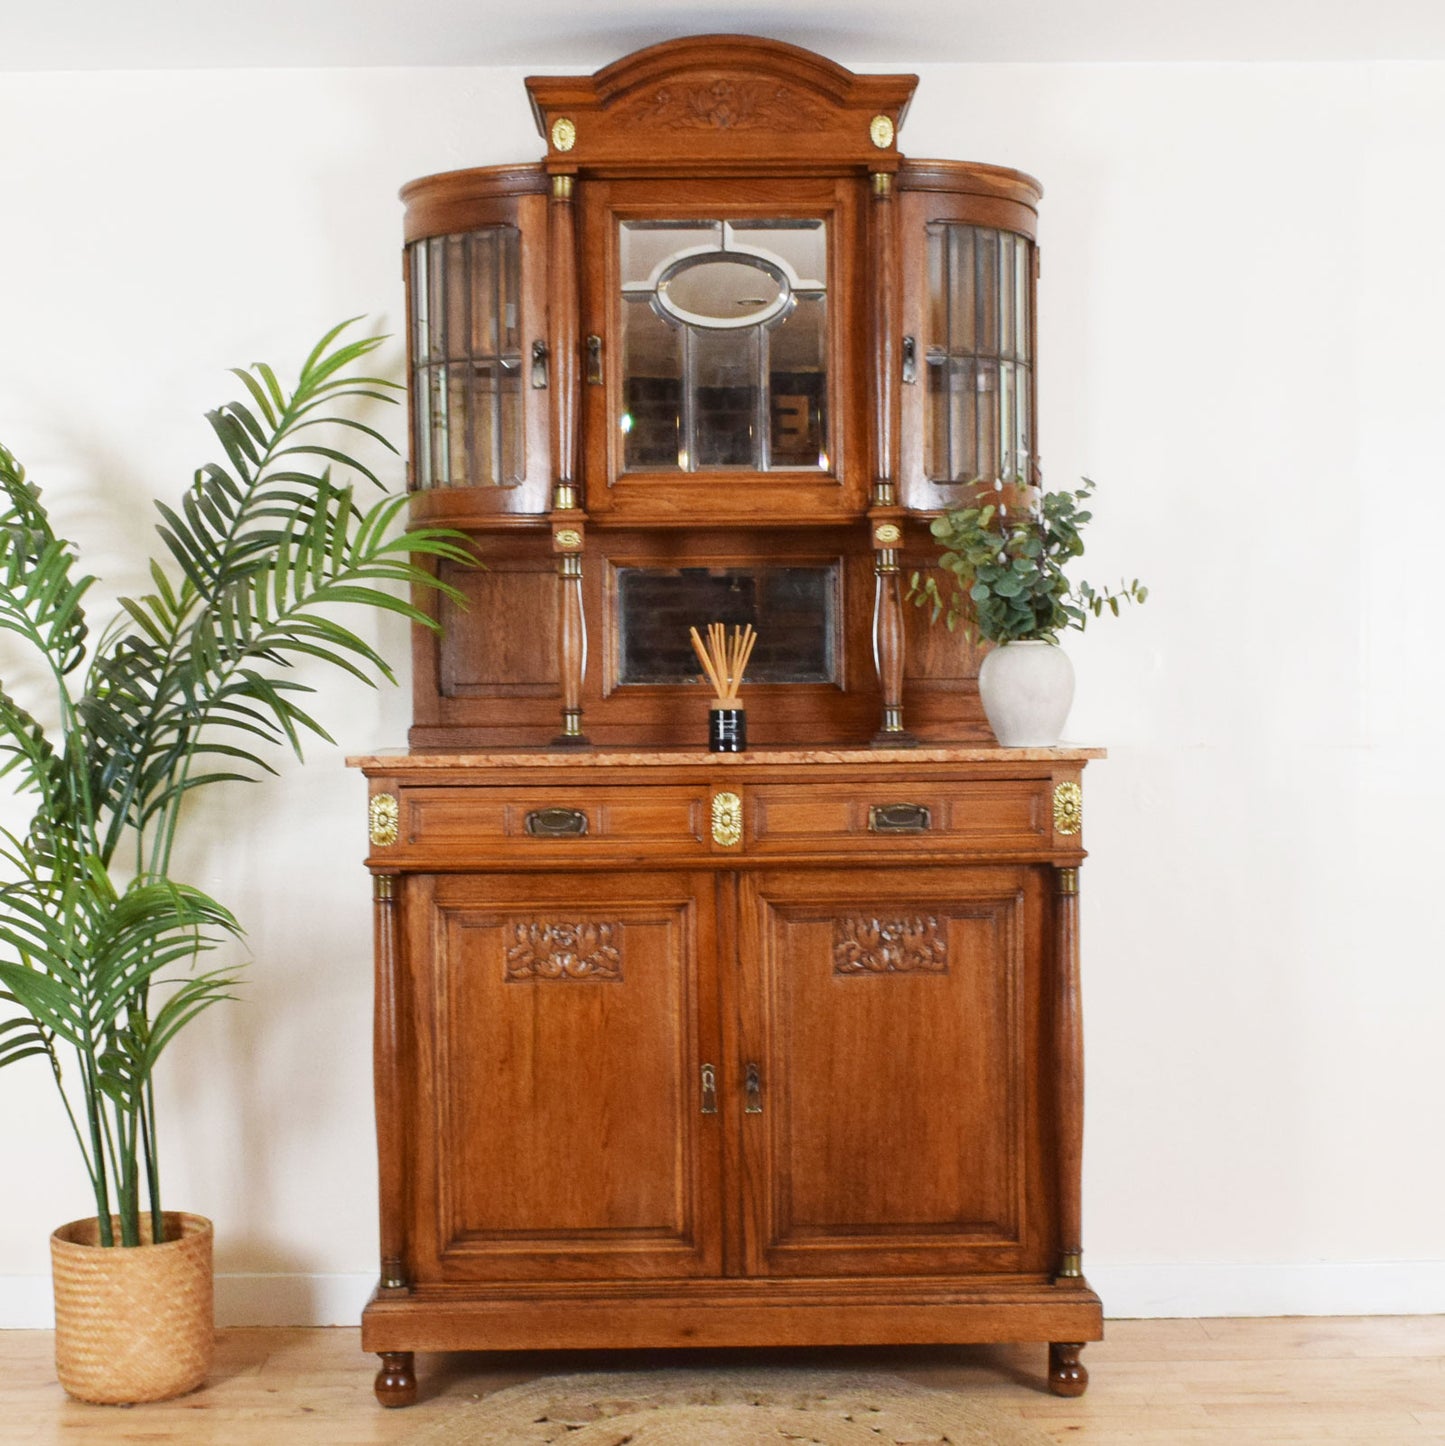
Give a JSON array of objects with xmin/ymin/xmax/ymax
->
[
  {"xmin": 406, "ymin": 871, "xmax": 723, "ymax": 1282},
  {"xmin": 735, "ymin": 865, "xmax": 1054, "ymax": 1278}
]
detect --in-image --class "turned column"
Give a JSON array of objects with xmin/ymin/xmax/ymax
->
[
  {"xmin": 1054, "ymin": 862, "xmax": 1085, "ymax": 1282},
  {"xmin": 370, "ymin": 867, "xmax": 408, "ymax": 1296},
  {"xmin": 1048, "ymin": 861, "xmax": 1090, "ymax": 1395},
  {"xmin": 552, "ymin": 517, "xmax": 588, "ymax": 745}
]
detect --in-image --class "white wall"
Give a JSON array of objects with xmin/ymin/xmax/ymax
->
[{"xmin": 2, "ymin": 57, "xmax": 1443, "ymax": 1326}]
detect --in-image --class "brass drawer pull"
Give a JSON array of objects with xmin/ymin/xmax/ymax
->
[
  {"xmin": 701, "ymin": 1063, "xmax": 718, "ymax": 1115},
  {"xmin": 868, "ymin": 802, "xmax": 932, "ymax": 834},
  {"xmin": 524, "ymin": 807, "xmax": 589, "ymax": 837}
]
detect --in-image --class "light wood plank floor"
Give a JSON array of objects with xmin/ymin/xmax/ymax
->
[{"xmin": 6, "ymin": 1317, "xmax": 1444, "ymax": 1444}]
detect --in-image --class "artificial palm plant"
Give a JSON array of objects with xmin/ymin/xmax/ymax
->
[{"xmin": 0, "ymin": 321, "xmax": 468, "ymax": 1247}]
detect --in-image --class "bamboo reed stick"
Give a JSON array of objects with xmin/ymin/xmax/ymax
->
[{"xmin": 689, "ymin": 623, "xmax": 756, "ymax": 706}]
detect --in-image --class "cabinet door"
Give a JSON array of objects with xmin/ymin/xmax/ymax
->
[
  {"xmin": 404, "ymin": 180, "xmax": 552, "ymax": 516},
  {"xmin": 897, "ymin": 181, "xmax": 1038, "ymax": 512},
  {"xmin": 736, "ymin": 865, "xmax": 1053, "ymax": 1278},
  {"xmin": 405, "ymin": 871, "xmax": 723, "ymax": 1282},
  {"xmin": 578, "ymin": 177, "xmax": 867, "ymax": 525}
]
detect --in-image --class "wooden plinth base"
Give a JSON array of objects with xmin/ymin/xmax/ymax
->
[{"xmin": 363, "ymin": 1278, "xmax": 1102, "ymax": 1405}]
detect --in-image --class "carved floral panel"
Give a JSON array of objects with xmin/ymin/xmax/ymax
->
[
  {"xmin": 833, "ymin": 915, "xmax": 948, "ymax": 976},
  {"xmin": 506, "ymin": 921, "xmax": 623, "ymax": 982}
]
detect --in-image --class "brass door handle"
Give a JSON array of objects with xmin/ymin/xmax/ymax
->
[{"xmin": 745, "ymin": 1062, "xmax": 763, "ymax": 1114}]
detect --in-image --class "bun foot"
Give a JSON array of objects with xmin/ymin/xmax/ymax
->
[
  {"xmin": 1048, "ymin": 1341, "xmax": 1089, "ymax": 1396},
  {"xmin": 374, "ymin": 1351, "xmax": 417, "ymax": 1407}
]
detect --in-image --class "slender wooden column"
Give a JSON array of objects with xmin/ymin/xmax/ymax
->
[
  {"xmin": 871, "ymin": 523, "xmax": 910, "ymax": 741},
  {"xmin": 1054, "ymin": 864, "xmax": 1084, "ymax": 1282},
  {"xmin": 552, "ymin": 520, "xmax": 589, "ymax": 745},
  {"xmin": 371, "ymin": 872, "xmax": 408, "ymax": 1295}
]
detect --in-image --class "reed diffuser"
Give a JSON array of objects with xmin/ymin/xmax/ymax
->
[{"xmin": 689, "ymin": 622, "xmax": 757, "ymax": 752}]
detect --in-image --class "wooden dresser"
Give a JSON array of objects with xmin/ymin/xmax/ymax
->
[{"xmin": 352, "ymin": 36, "xmax": 1104, "ymax": 1404}]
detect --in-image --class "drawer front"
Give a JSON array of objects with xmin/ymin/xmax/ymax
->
[
  {"xmin": 747, "ymin": 781, "xmax": 1052, "ymax": 854},
  {"xmin": 395, "ymin": 786, "xmax": 708, "ymax": 858}
]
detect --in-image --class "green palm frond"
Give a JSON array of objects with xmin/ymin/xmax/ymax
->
[
  {"xmin": 72, "ymin": 321, "xmax": 471, "ymax": 868},
  {"xmin": 0, "ymin": 445, "xmax": 95, "ymax": 678},
  {"xmin": 0, "ymin": 321, "xmax": 470, "ymax": 1242}
]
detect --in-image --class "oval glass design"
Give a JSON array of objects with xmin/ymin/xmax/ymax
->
[{"xmin": 656, "ymin": 254, "xmax": 791, "ymax": 330}]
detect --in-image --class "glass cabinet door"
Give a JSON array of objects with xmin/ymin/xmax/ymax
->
[
  {"xmin": 581, "ymin": 178, "xmax": 865, "ymax": 524},
  {"xmin": 404, "ymin": 179, "xmax": 551, "ymax": 516},
  {"xmin": 898, "ymin": 170, "xmax": 1040, "ymax": 513}
]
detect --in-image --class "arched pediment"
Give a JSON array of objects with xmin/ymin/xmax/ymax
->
[{"xmin": 526, "ymin": 34, "xmax": 917, "ymax": 174}]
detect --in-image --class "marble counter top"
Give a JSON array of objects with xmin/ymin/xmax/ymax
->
[{"xmin": 348, "ymin": 744, "xmax": 1105, "ymax": 770}]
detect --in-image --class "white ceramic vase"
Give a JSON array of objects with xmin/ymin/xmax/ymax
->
[{"xmin": 978, "ymin": 638, "xmax": 1075, "ymax": 747}]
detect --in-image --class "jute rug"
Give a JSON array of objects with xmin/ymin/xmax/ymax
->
[{"xmin": 402, "ymin": 1366, "xmax": 1055, "ymax": 1444}]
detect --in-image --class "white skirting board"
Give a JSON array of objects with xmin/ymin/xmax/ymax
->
[{"xmin": 2, "ymin": 1264, "xmax": 1444, "ymax": 1330}]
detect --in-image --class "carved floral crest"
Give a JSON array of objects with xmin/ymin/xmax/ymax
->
[{"xmin": 626, "ymin": 79, "xmax": 830, "ymax": 132}]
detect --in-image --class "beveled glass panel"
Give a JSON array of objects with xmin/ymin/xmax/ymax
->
[
  {"xmin": 975, "ymin": 357, "xmax": 1000, "ymax": 482},
  {"xmin": 975, "ymin": 230, "xmax": 1000, "ymax": 355},
  {"xmin": 693, "ymin": 328, "xmax": 761, "ymax": 469},
  {"xmin": 659, "ymin": 255, "xmax": 788, "ymax": 327},
  {"xmin": 622, "ymin": 298, "xmax": 684, "ymax": 471},
  {"xmin": 947, "ymin": 226, "xmax": 976, "ymax": 354},
  {"xmin": 1014, "ymin": 234, "xmax": 1031, "ymax": 360},
  {"xmin": 621, "ymin": 223, "xmax": 720, "ymax": 286},
  {"xmin": 730, "ymin": 220, "xmax": 827, "ymax": 286},
  {"xmin": 446, "ymin": 367, "xmax": 470, "ymax": 482},
  {"xmin": 468, "ymin": 230, "xmax": 499, "ymax": 355},
  {"xmin": 498, "ymin": 362, "xmax": 523, "ymax": 485},
  {"xmin": 616, "ymin": 565, "xmax": 838, "ymax": 685},
  {"xmin": 769, "ymin": 295, "xmax": 827, "ymax": 468},
  {"xmin": 426, "ymin": 237, "xmax": 448, "ymax": 362}
]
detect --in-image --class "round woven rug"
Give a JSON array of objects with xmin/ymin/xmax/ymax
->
[{"xmin": 402, "ymin": 1367, "xmax": 1054, "ymax": 1445}]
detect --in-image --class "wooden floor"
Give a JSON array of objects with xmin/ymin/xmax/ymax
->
[{"xmin": 6, "ymin": 1317, "xmax": 1444, "ymax": 1443}]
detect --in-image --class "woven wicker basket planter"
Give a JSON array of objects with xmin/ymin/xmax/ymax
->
[{"xmin": 50, "ymin": 1211, "xmax": 214, "ymax": 1405}]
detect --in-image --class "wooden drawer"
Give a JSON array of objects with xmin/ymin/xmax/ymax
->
[
  {"xmin": 395, "ymin": 786, "xmax": 708, "ymax": 858},
  {"xmin": 747, "ymin": 781, "xmax": 1053, "ymax": 854}
]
